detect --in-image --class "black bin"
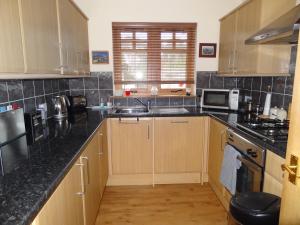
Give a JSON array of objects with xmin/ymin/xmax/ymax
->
[{"xmin": 230, "ymin": 192, "xmax": 281, "ymax": 225}]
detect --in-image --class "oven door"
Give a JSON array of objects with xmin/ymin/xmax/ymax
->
[
  {"xmin": 236, "ymin": 155, "xmax": 263, "ymax": 193},
  {"xmin": 201, "ymin": 89, "xmax": 230, "ymax": 109}
]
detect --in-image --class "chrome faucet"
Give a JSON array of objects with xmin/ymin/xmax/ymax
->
[{"xmin": 134, "ymin": 98, "xmax": 151, "ymax": 111}]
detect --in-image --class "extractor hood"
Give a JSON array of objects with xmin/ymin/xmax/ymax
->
[{"xmin": 245, "ymin": 4, "xmax": 300, "ymax": 45}]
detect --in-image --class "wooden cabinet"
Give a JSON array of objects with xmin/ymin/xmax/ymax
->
[
  {"xmin": 99, "ymin": 120, "xmax": 109, "ymax": 197},
  {"xmin": 154, "ymin": 117, "xmax": 208, "ymax": 184},
  {"xmin": 256, "ymin": 0, "xmax": 296, "ymax": 75},
  {"xmin": 31, "ymin": 158, "xmax": 84, "ymax": 225},
  {"xmin": 263, "ymin": 150, "xmax": 285, "ymax": 197},
  {"xmin": 57, "ymin": 0, "xmax": 89, "ymax": 75},
  {"xmin": 19, "ymin": 0, "xmax": 61, "ymax": 74},
  {"xmin": 218, "ymin": 12, "xmax": 237, "ymax": 74},
  {"xmin": 81, "ymin": 133, "xmax": 101, "ymax": 225},
  {"xmin": 235, "ymin": 0, "xmax": 261, "ymax": 74},
  {"xmin": 0, "ymin": 0, "xmax": 24, "ymax": 73},
  {"xmin": 109, "ymin": 117, "xmax": 153, "ymax": 185},
  {"xmin": 218, "ymin": 0, "xmax": 296, "ymax": 76},
  {"xmin": 0, "ymin": 0, "xmax": 90, "ymax": 77},
  {"xmin": 208, "ymin": 118, "xmax": 231, "ymax": 210},
  {"xmin": 31, "ymin": 122, "xmax": 109, "ymax": 225},
  {"xmin": 219, "ymin": 0, "xmax": 261, "ymax": 75}
]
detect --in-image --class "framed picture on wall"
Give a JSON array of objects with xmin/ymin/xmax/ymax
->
[
  {"xmin": 92, "ymin": 51, "xmax": 109, "ymax": 64},
  {"xmin": 199, "ymin": 43, "xmax": 217, "ymax": 58}
]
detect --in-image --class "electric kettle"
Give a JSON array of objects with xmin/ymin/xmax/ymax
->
[{"xmin": 52, "ymin": 95, "xmax": 70, "ymax": 119}]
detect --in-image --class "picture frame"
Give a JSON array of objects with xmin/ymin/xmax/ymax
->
[
  {"xmin": 199, "ymin": 43, "xmax": 217, "ymax": 58},
  {"xmin": 92, "ymin": 51, "xmax": 109, "ymax": 64}
]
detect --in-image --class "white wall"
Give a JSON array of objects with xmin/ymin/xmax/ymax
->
[{"xmin": 74, "ymin": 0, "xmax": 245, "ymax": 72}]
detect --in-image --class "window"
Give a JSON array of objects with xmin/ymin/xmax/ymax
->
[{"xmin": 112, "ymin": 22, "xmax": 196, "ymax": 95}]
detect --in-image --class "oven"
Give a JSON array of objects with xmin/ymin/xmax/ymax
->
[{"xmin": 226, "ymin": 129, "xmax": 265, "ymax": 193}]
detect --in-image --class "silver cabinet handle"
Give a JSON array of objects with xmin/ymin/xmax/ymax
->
[
  {"xmin": 81, "ymin": 157, "xmax": 90, "ymax": 184},
  {"xmin": 75, "ymin": 163, "xmax": 85, "ymax": 195},
  {"xmin": 171, "ymin": 121, "xmax": 189, "ymax": 124},
  {"xmin": 99, "ymin": 133, "xmax": 104, "ymax": 155},
  {"xmin": 119, "ymin": 117, "xmax": 139, "ymax": 123},
  {"xmin": 220, "ymin": 130, "xmax": 226, "ymax": 152},
  {"xmin": 228, "ymin": 51, "xmax": 232, "ymax": 70}
]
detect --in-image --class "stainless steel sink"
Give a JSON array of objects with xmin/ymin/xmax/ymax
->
[
  {"xmin": 151, "ymin": 108, "xmax": 189, "ymax": 114},
  {"xmin": 113, "ymin": 108, "xmax": 150, "ymax": 114},
  {"xmin": 111, "ymin": 107, "xmax": 189, "ymax": 115}
]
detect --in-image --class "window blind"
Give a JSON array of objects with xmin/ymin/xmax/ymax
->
[{"xmin": 112, "ymin": 22, "xmax": 196, "ymax": 90}]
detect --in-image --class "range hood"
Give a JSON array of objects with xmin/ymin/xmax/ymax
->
[{"xmin": 245, "ymin": 4, "xmax": 300, "ymax": 45}]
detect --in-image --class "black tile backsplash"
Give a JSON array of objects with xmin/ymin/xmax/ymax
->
[
  {"xmin": 170, "ymin": 97, "xmax": 184, "ymax": 106},
  {"xmin": 34, "ymin": 80, "xmax": 45, "ymax": 96},
  {"xmin": 69, "ymin": 72, "xmax": 114, "ymax": 107},
  {"xmin": 272, "ymin": 77, "xmax": 286, "ymax": 94},
  {"xmin": 7, "ymin": 81, "xmax": 23, "ymax": 101},
  {"xmin": 23, "ymin": 80, "xmax": 35, "ymax": 98},
  {"xmin": 196, "ymin": 72, "xmax": 293, "ymax": 109},
  {"xmin": 0, "ymin": 78, "xmax": 70, "ymax": 116}
]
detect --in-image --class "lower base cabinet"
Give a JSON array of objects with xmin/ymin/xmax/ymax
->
[
  {"xmin": 154, "ymin": 117, "xmax": 209, "ymax": 184},
  {"xmin": 208, "ymin": 118, "xmax": 232, "ymax": 211},
  {"xmin": 263, "ymin": 150, "xmax": 285, "ymax": 197},
  {"xmin": 31, "ymin": 122, "xmax": 108, "ymax": 225},
  {"xmin": 31, "ymin": 158, "xmax": 84, "ymax": 225},
  {"xmin": 99, "ymin": 120, "xmax": 109, "ymax": 197},
  {"xmin": 108, "ymin": 117, "xmax": 154, "ymax": 185},
  {"xmin": 108, "ymin": 116, "xmax": 209, "ymax": 186}
]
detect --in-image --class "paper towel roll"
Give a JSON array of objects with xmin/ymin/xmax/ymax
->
[{"xmin": 263, "ymin": 93, "xmax": 272, "ymax": 116}]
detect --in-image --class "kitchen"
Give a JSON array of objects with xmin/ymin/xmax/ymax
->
[{"xmin": 0, "ymin": 0, "xmax": 300, "ymax": 225}]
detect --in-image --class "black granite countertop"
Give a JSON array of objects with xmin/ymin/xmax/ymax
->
[{"xmin": 0, "ymin": 107, "xmax": 286, "ymax": 225}]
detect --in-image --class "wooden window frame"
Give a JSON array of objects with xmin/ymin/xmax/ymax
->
[{"xmin": 112, "ymin": 22, "xmax": 196, "ymax": 96}]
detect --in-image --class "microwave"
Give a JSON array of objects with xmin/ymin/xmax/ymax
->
[{"xmin": 200, "ymin": 89, "xmax": 239, "ymax": 110}]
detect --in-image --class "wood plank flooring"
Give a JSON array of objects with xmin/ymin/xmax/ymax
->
[{"xmin": 95, "ymin": 184, "xmax": 228, "ymax": 225}]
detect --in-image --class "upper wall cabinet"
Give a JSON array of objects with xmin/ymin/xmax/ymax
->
[
  {"xmin": 0, "ymin": 0, "xmax": 24, "ymax": 73},
  {"xmin": 218, "ymin": 0, "xmax": 296, "ymax": 76},
  {"xmin": 0, "ymin": 0, "xmax": 89, "ymax": 78},
  {"xmin": 57, "ymin": 0, "xmax": 90, "ymax": 75},
  {"xmin": 20, "ymin": 0, "xmax": 61, "ymax": 74}
]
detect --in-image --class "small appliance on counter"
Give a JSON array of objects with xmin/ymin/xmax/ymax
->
[
  {"xmin": 24, "ymin": 111, "xmax": 44, "ymax": 144},
  {"xmin": 200, "ymin": 89, "xmax": 240, "ymax": 110},
  {"xmin": 67, "ymin": 95, "xmax": 87, "ymax": 112},
  {"xmin": 0, "ymin": 108, "xmax": 28, "ymax": 176},
  {"xmin": 52, "ymin": 95, "xmax": 70, "ymax": 119}
]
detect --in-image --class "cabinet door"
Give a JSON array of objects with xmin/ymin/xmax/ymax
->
[
  {"xmin": 81, "ymin": 134, "xmax": 101, "ymax": 225},
  {"xmin": 208, "ymin": 118, "xmax": 227, "ymax": 194},
  {"xmin": 32, "ymin": 159, "xmax": 84, "ymax": 225},
  {"xmin": 19, "ymin": 0, "xmax": 60, "ymax": 74},
  {"xmin": 99, "ymin": 120, "xmax": 108, "ymax": 197},
  {"xmin": 256, "ymin": 0, "xmax": 296, "ymax": 74},
  {"xmin": 57, "ymin": 0, "xmax": 79, "ymax": 75},
  {"xmin": 263, "ymin": 150, "xmax": 285, "ymax": 197},
  {"xmin": 218, "ymin": 12, "xmax": 237, "ymax": 75},
  {"xmin": 77, "ymin": 15, "xmax": 90, "ymax": 75},
  {"xmin": 154, "ymin": 117, "xmax": 203, "ymax": 173},
  {"xmin": 0, "ymin": 0, "xmax": 24, "ymax": 73},
  {"xmin": 235, "ymin": 0, "xmax": 261, "ymax": 74},
  {"xmin": 57, "ymin": 0, "xmax": 89, "ymax": 75},
  {"xmin": 110, "ymin": 118, "xmax": 153, "ymax": 175}
]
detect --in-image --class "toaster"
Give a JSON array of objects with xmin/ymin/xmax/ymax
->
[{"xmin": 67, "ymin": 95, "xmax": 87, "ymax": 112}]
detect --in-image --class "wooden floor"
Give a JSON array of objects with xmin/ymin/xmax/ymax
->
[{"xmin": 95, "ymin": 183, "xmax": 228, "ymax": 225}]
